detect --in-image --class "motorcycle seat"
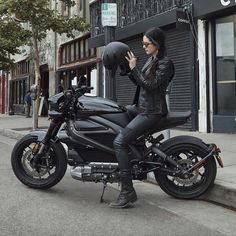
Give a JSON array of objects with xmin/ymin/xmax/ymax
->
[
  {"xmin": 166, "ymin": 111, "xmax": 192, "ymax": 121},
  {"xmin": 152, "ymin": 111, "xmax": 192, "ymax": 132}
]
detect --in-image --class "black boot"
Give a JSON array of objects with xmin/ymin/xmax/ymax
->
[{"xmin": 109, "ymin": 170, "xmax": 137, "ymax": 208}]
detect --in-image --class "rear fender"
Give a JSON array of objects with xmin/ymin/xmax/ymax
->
[
  {"xmin": 160, "ymin": 135, "xmax": 209, "ymax": 152},
  {"xmin": 158, "ymin": 135, "xmax": 222, "ymax": 167}
]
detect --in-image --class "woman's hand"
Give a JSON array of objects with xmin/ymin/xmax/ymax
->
[{"xmin": 125, "ymin": 51, "xmax": 137, "ymax": 70}]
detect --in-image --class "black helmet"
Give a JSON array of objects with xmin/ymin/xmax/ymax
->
[{"xmin": 102, "ymin": 41, "xmax": 130, "ymax": 75}]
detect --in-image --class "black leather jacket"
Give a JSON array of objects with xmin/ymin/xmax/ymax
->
[{"xmin": 129, "ymin": 56, "xmax": 174, "ymax": 114}]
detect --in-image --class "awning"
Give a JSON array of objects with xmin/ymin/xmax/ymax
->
[{"xmin": 57, "ymin": 57, "xmax": 98, "ymax": 71}]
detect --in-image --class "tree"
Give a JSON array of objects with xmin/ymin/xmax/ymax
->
[
  {"xmin": 0, "ymin": 15, "xmax": 30, "ymax": 70},
  {"xmin": 0, "ymin": 0, "xmax": 89, "ymax": 128}
]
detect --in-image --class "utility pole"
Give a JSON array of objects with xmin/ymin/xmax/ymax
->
[{"xmin": 102, "ymin": 0, "xmax": 117, "ymax": 101}]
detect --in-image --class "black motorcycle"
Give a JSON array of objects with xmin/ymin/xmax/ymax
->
[{"xmin": 11, "ymin": 86, "xmax": 223, "ymax": 202}]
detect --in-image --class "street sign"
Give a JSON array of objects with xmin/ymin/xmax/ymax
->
[{"xmin": 101, "ymin": 3, "xmax": 117, "ymax": 27}]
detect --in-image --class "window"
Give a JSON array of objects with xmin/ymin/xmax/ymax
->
[
  {"xmin": 215, "ymin": 15, "xmax": 236, "ymax": 115},
  {"xmin": 75, "ymin": 41, "xmax": 80, "ymax": 60},
  {"xmin": 62, "ymin": 47, "xmax": 66, "ymax": 64},
  {"xmin": 85, "ymin": 38, "xmax": 89, "ymax": 58},
  {"xmin": 67, "ymin": 44, "xmax": 71, "ymax": 63},
  {"xmin": 14, "ymin": 60, "xmax": 30, "ymax": 76},
  {"xmin": 61, "ymin": 2, "xmax": 70, "ymax": 17},
  {"xmin": 71, "ymin": 43, "xmax": 75, "ymax": 62},
  {"xmin": 80, "ymin": 40, "xmax": 84, "ymax": 58},
  {"xmin": 59, "ymin": 35, "xmax": 96, "ymax": 66}
]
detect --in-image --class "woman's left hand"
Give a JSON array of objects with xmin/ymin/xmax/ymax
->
[{"xmin": 125, "ymin": 51, "xmax": 137, "ymax": 70}]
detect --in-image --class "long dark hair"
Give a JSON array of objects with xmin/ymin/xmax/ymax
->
[
  {"xmin": 144, "ymin": 27, "xmax": 166, "ymax": 59},
  {"xmin": 144, "ymin": 27, "xmax": 167, "ymax": 80}
]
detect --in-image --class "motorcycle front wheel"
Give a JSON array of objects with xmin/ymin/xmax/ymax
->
[
  {"xmin": 11, "ymin": 134, "xmax": 67, "ymax": 189},
  {"xmin": 154, "ymin": 142, "xmax": 217, "ymax": 199}
]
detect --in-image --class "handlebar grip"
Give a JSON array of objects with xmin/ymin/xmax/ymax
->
[
  {"xmin": 75, "ymin": 86, "xmax": 94, "ymax": 99},
  {"xmin": 86, "ymin": 86, "xmax": 94, "ymax": 91}
]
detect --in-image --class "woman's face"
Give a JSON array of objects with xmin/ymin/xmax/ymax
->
[{"xmin": 142, "ymin": 35, "xmax": 158, "ymax": 57}]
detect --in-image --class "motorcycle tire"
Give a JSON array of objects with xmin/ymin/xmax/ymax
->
[
  {"xmin": 11, "ymin": 134, "xmax": 67, "ymax": 190},
  {"xmin": 154, "ymin": 140, "xmax": 217, "ymax": 199}
]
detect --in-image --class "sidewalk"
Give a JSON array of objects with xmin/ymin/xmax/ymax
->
[{"xmin": 0, "ymin": 114, "xmax": 235, "ymax": 209}]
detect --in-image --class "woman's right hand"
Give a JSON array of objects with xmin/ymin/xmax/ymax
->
[{"xmin": 125, "ymin": 51, "xmax": 137, "ymax": 70}]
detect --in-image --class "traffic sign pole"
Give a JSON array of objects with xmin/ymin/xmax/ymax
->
[{"xmin": 102, "ymin": 1, "xmax": 117, "ymax": 101}]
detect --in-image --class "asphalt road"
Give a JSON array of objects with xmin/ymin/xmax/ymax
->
[{"xmin": 0, "ymin": 135, "xmax": 236, "ymax": 236}]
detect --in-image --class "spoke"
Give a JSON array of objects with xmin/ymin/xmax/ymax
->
[
  {"xmin": 199, "ymin": 172, "xmax": 204, "ymax": 177},
  {"xmin": 190, "ymin": 154, "xmax": 198, "ymax": 161}
]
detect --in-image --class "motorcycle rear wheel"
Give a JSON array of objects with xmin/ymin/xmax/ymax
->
[
  {"xmin": 11, "ymin": 135, "xmax": 67, "ymax": 189},
  {"xmin": 154, "ymin": 142, "xmax": 217, "ymax": 199}
]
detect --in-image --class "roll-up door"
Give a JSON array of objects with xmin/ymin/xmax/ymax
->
[
  {"xmin": 165, "ymin": 29, "xmax": 194, "ymax": 130},
  {"xmin": 115, "ymin": 28, "xmax": 195, "ymax": 130}
]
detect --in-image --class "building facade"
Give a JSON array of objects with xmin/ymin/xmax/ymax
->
[
  {"xmin": 88, "ymin": 0, "xmax": 236, "ymax": 133},
  {"xmin": 4, "ymin": 0, "xmax": 236, "ymax": 133},
  {"xmin": 8, "ymin": 0, "xmax": 94, "ymax": 116},
  {"xmin": 195, "ymin": 0, "xmax": 236, "ymax": 133},
  {"xmin": 89, "ymin": 0, "xmax": 196, "ymax": 130}
]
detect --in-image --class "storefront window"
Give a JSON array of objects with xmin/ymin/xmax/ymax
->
[{"xmin": 215, "ymin": 15, "xmax": 236, "ymax": 115}]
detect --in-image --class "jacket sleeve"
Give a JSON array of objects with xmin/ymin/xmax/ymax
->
[
  {"xmin": 130, "ymin": 58, "xmax": 174, "ymax": 91},
  {"xmin": 127, "ymin": 72, "xmax": 138, "ymax": 85}
]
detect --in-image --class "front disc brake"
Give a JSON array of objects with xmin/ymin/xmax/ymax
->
[{"xmin": 22, "ymin": 150, "xmax": 48, "ymax": 177}]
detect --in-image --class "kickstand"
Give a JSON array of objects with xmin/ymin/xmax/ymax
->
[{"xmin": 100, "ymin": 181, "xmax": 107, "ymax": 203}]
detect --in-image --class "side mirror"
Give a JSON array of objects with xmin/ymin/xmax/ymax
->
[{"xmin": 30, "ymin": 84, "xmax": 38, "ymax": 100}]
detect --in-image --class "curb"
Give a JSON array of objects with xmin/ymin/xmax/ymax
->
[
  {"xmin": 0, "ymin": 128, "xmax": 28, "ymax": 140},
  {"xmin": 201, "ymin": 180, "xmax": 236, "ymax": 209}
]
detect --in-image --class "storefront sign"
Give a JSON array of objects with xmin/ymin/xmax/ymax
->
[
  {"xmin": 176, "ymin": 9, "xmax": 190, "ymax": 31},
  {"xmin": 195, "ymin": 0, "xmax": 236, "ymax": 18},
  {"xmin": 101, "ymin": 3, "xmax": 117, "ymax": 27},
  {"xmin": 220, "ymin": 0, "xmax": 236, "ymax": 7}
]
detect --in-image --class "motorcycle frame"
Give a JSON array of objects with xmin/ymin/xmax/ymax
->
[{"xmin": 33, "ymin": 116, "xmax": 186, "ymax": 180}]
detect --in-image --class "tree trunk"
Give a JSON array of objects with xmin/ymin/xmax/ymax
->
[{"xmin": 31, "ymin": 27, "xmax": 41, "ymax": 130}]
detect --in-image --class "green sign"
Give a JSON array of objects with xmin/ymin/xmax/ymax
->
[{"xmin": 101, "ymin": 3, "xmax": 117, "ymax": 27}]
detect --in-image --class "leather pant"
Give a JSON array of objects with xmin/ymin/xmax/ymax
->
[{"xmin": 113, "ymin": 105, "xmax": 163, "ymax": 171}]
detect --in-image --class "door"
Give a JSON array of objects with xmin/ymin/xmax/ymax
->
[{"xmin": 213, "ymin": 15, "xmax": 236, "ymax": 133}]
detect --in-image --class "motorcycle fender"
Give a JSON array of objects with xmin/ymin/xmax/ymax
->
[
  {"xmin": 28, "ymin": 130, "xmax": 47, "ymax": 142},
  {"xmin": 159, "ymin": 135, "xmax": 223, "ymax": 169},
  {"xmin": 159, "ymin": 135, "xmax": 209, "ymax": 152},
  {"xmin": 27, "ymin": 130, "xmax": 61, "ymax": 145}
]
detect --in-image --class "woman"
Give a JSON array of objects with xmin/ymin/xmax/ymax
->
[{"xmin": 110, "ymin": 27, "xmax": 175, "ymax": 208}]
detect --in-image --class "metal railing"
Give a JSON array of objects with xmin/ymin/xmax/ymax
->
[{"xmin": 90, "ymin": 0, "xmax": 192, "ymax": 37}]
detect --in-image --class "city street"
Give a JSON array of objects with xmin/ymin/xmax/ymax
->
[{"xmin": 0, "ymin": 134, "xmax": 236, "ymax": 236}]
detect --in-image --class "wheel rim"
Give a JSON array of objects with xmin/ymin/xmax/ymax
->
[
  {"xmin": 159, "ymin": 146, "xmax": 213, "ymax": 192},
  {"xmin": 167, "ymin": 149, "xmax": 206, "ymax": 188},
  {"xmin": 19, "ymin": 141, "xmax": 58, "ymax": 182}
]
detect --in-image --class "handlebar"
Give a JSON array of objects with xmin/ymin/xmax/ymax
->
[
  {"xmin": 76, "ymin": 86, "xmax": 94, "ymax": 94},
  {"xmin": 74, "ymin": 86, "xmax": 94, "ymax": 100},
  {"xmin": 63, "ymin": 86, "xmax": 94, "ymax": 101}
]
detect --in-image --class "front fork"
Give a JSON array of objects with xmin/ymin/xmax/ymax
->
[{"xmin": 32, "ymin": 119, "xmax": 63, "ymax": 166}]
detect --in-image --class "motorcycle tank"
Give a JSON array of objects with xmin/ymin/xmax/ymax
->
[{"xmin": 78, "ymin": 95, "xmax": 126, "ymax": 114}]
